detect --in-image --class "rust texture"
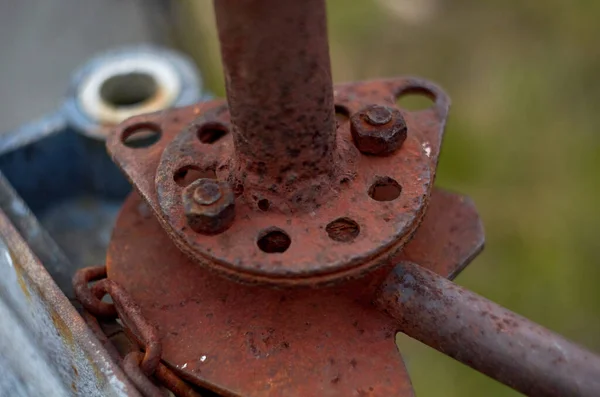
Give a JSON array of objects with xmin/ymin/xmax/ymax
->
[
  {"xmin": 123, "ymin": 351, "xmax": 204, "ymax": 397},
  {"xmin": 75, "ymin": 265, "xmax": 203, "ymax": 396},
  {"xmin": 123, "ymin": 352, "xmax": 164, "ymax": 397},
  {"xmin": 350, "ymin": 105, "xmax": 407, "ymax": 155},
  {"xmin": 99, "ymin": 1, "xmax": 600, "ymax": 395},
  {"xmin": 73, "ymin": 266, "xmax": 117, "ymax": 318},
  {"xmin": 91, "ymin": 279, "xmax": 162, "ymax": 376},
  {"xmin": 123, "ymin": 352, "xmax": 204, "ymax": 397},
  {"xmin": 182, "ymin": 178, "xmax": 236, "ymax": 234},
  {"xmin": 214, "ymin": 0, "xmax": 337, "ymax": 212},
  {"xmin": 395, "ymin": 189, "xmax": 484, "ymax": 280},
  {"xmin": 0, "ymin": 209, "xmax": 138, "ymax": 395},
  {"xmin": 375, "ymin": 263, "xmax": 600, "ymax": 397},
  {"xmin": 154, "ymin": 361, "xmax": 203, "ymax": 397},
  {"xmin": 82, "ymin": 311, "xmax": 123, "ymax": 365},
  {"xmin": 107, "ymin": 78, "xmax": 449, "ymax": 286},
  {"xmin": 108, "ymin": 193, "xmax": 412, "ymax": 396},
  {"xmin": 104, "ymin": 188, "xmax": 483, "ymax": 396}
]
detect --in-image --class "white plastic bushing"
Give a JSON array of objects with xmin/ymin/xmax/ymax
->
[{"xmin": 64, "ymin": 46, "xmax": 203, "ymax": 140}]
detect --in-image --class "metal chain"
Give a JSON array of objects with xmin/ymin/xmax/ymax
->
[{"xmin": 74, "ymin": 266, "xmax": 202, "ymax": 397}]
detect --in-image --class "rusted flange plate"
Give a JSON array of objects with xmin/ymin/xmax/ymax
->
[
  {"xmin": 107, "ymin": 78, "xmax": 449, "ymax": 286},
  {"xmin": 395, "ymin": 188, "xmax": 485, "ymax": 280},
  {"xmin": 106, "ymin": 187, "xmax": 483, "ymax": 396},
  {"xmin": 108, "ymin": 193, "xmax": 414, "ymax": 397}
]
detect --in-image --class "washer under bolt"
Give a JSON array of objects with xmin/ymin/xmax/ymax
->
[{"xmin": 350, "ymin": 105, "xmax": 408, "ymax": 156}]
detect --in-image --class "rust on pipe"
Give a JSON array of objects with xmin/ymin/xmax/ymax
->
[
  {"xmin": 375, "ymin": 263, "xmax": 600, "ymax": 397},
  {"xmin": 214, "ymin": 0, "xmax": 337, "ymax": 211}
]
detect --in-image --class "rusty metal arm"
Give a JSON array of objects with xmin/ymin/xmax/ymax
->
[
  {"xmin": 99, "ymin": 1, "xmax": 600, "ymax": 395},
  {"xmin": 375, "ymin": 263, "xmax": 600, "ymax": 397},
  {"xmin": 213, "ymin": 0, "xmax": 338, "ymax": 213}
]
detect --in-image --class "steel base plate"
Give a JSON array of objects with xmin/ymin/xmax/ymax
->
[
  {"xmin": 107, "ymin": 78, "xmax": 450, "ymax": 286},
  {"xmin": 106, "ymin": 188, "xmax": 483, "ymax": 396}
]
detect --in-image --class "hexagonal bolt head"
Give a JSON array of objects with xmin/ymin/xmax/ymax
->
[
  {"xmin": 182, "ymin": 178, "xmax": 235, "ymax": 235},
  {"xmin": 350, "ymin": 105, "xmax": 407, "ymax": 156}
]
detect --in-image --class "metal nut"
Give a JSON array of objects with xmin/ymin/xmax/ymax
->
[
  {"xmin": 350, "ymin": 105, "xmax": 407, "ymax": 156},
  {"xmin": 182, "ymin": 178, "xmax": 235, "ymax": 234}
]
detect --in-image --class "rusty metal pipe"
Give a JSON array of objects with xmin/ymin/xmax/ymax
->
[
  {"xmin": 376, "ymin": 263, "xmax": 600, "ymax": 397},
  {"xmin": 214, "ymin": 0, "xmax": 337, "ymax": 210}
]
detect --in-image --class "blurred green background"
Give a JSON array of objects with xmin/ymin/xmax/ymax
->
[{"xmin": 175, "ymin": 1, "xmax": 600, "ymax": 395}]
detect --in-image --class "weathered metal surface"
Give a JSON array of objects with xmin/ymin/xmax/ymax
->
[
  {"xmin": 182, "ymin": 178, "xmax": 236, "ymax": 234},
  {"xmin": 154, "ymin": 359, "xmax": 204, "ymax": 397},
  {"xmin": 91, "ymin": 279, "xmax": 162, "ymax": 377},
  {"xmin": 103, "ymin": 186, "xmax": 482, "ymax": 396},
  {"xmin": 0, "ymin": 46, "xmax": 202, "ymax": 155},
  {"xmin": 99, "ymin": 3, "xmax": 600, "ymax": 396},
  {"xmin": 0, "ymin": 22, "xmax": 204, "ymax": 397},
  {"xmin": 107, "ymin": 192, "xmax": 416, "ymax": 397},
  {"xmin": 82, "ymin": 311, "xmax": 123, "ymax": 365},
  {"xmin": 123, "ymin": 352, "xmax": 204, "ymax": 397},
  {"xmin": 75, "ymin": 265, "xmax": 207, "ymax": 396},
  {"xmin": 74, "ymin": 266, "xmax": 117, "ymax": 318},
  {"xmin": 0, "ymin": 172, "xmax": 76, "ymax": 295},
  {"xmin": 107, "ymin": 78, "xmax": 449, "ymax": 286},
  {"xmin": 395, "ymin": 188, "xmax": 484, "ymax": 280},
  {"xmin": 350, "ymin": 105, "xmax": 407, "ymax": 155},
  {"xmin": 0, "ymin": 206, "xmax": 138, "ymax": 396},
  {"xmin": 0, "ymin": 289, "xmax": 70, "ymax": 397},
  {"xmin": 123, "ymin": 353, "xmax": 164, "ymax": 397},
  {"xmin": 0, "ymin": 45, "xmax": 204, "ymax": 298},
  {"xmin": 376, "ymin": 263, "xmax": 600, "ymax": 397},
  {"xmin": 214, "ymin": 0, "xmax": 337, "ymax": 212}
]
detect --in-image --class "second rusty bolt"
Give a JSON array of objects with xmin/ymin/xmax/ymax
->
[
  {"xmin": 193, "ymin": 182, "xmax": 222, "ymax": 205},
  {"xmin": 182, "ymin": 179, "xmax": 235, "ymax": 235},
  {"xmin": 351, "ymin": 105, "xmax": 407, "ymax": 156}
]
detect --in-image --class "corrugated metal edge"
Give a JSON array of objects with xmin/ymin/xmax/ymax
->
[{"xmin": 0, "ymin": 201, "xmax": 139, "ymax": 396}]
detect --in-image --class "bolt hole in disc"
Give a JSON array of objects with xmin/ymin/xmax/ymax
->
[
  {"xmin": 257, "ymin": 199, "xmax": 270, "ymax": 211},
  {"xmin": 197, "ymin": 122, "xmax": 228, "ymax": 144},
  {"xmin": 326, "ymin": 218, "xmax": 360, "ymax": 242},
  {"xmin": 174, "ymin": 166, "xmax": 217, "ymax": 187},
  {"xmin": 121, "ymin": 123, "xmax": 161, "ymax": 149},
  {"xmin": 369, "ymin": 176, "xmax": 402, "ymax": 201},
  {"xmin": 147, "ymin": 79, "xmax": 439, "ymax": 283},
  {"xmin": 257, "ymin": 228, "xmax": 291, "ymax": 253},
  {"xmin": 396, "ymin": 87, "xmax": 436, "ymax": 111},
  {"xmin": 100, "ymin": 72, "xmax": 158, "ymax": 107},
  {"xmin": 233, "ymin": 182, "xmax": 244, "ymax": 196},
  {"xmin": 334, "ymin": 104, "xmax": 350, "ymax": 123}
]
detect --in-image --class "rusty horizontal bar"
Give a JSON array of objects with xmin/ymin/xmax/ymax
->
[{"xmin": 376, "ymin": 262, "xmax": 600, "ymax": 397}]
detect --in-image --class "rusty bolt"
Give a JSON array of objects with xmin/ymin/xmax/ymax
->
[
  {"xmin": 182, "ymin": 178, "xmax": 235, "ymax": 234},
  {"xmin": 365, "ymin": 105, "xmax": 393, "ymax": 126},
  {"xmin": 193, "ymin": 182, "xmax": 222, "ymax": 205},
  {"xmin": 350, "ymin": 105, "xmax": 407, "ymax": 156}
]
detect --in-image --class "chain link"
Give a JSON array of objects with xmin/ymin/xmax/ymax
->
[{"xmin": 74, "ymin": 266, "xmax": 202, "ymax": 397}]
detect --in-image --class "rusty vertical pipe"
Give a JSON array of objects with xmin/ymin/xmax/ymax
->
[
  {"xmin": 376, "ymin": 263, "xmax": 600, "ymax": 397},
  {"xmin": 214, "ymin": 0, "xmax": 337, "ymax": 211}
]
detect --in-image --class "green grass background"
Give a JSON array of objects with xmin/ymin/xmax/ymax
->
[{"xmin": 176, "ymin": 1, "xmax": 600, "ymax": 395}]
